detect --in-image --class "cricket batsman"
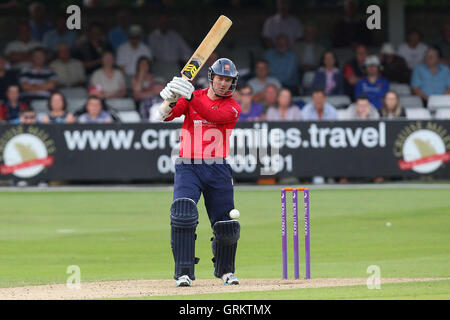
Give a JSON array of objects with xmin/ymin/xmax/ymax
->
[{"xmin": 158, "ymin": 58, "xmax": 241, "ymax": 287}]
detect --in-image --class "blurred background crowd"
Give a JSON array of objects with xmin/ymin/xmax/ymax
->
[{"xmin": 0, "ymin": 0, "xmax": 449, "ymax": 125}]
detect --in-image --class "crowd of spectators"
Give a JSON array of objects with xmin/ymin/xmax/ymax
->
[{"xmin": 0, "ymin": 0, "xmax": 449, "ymax": 126}]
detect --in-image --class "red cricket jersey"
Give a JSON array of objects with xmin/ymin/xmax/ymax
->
[{"xmin": 164, "ymin": 88, "xmax": 241, "ymax": 159}]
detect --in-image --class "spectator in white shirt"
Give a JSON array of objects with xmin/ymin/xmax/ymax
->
[
  {"xmin": 49, "ymin": 43, "xmax": 86, "ymax": 88},
  {"xmin": 116, "ymin": 25, "xmax": 152, "ymax": 77},
  {"xmin": 262, "ymin": 0, "xmax": 304, "ymax": 48},
  {"xmin": 147, "ymin": 13, "xmax": 192, "ymax": 64},
  {"xmin": 346, "ymin": 95, "xmax": 380, "ymax": 120},
  {"xmin": 265, "ymin": 88, "xmax": 302, "ymax": 121},
  {"xmin": 90, "ymin": 51, "xmax": 126, "ymax": 99},
  {"xmin": 247, "ymin": 59, "xmax": 281, "ymax": 102},
  {"xmin": 4, "ymin": 22, "xmax": 42, "ymax": 70},
  {"xmin": 397, "ymin": 29, "xmax": 428, "ymax": 70}
]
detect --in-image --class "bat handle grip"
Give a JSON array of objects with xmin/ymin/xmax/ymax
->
[{"xmin": 160, "ymin": 99, "xmax": 173, "ymax": 115}]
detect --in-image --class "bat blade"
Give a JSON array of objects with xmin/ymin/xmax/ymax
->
[
  {"xmin": 160, "ymin": 15, "xmax": 232, "ymax": 114},
  {"xmin": 180, "ymin": 15, "xmax": 232, "ymax": 81}
]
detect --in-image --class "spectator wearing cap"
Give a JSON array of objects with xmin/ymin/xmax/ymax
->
[
  {"xmin": 343, "ymin": 44, "xmax": 368, "ymax": 99},
  {"xmin": 379, "ymin": 43, "xmax": 411, "ymax": 84},
  {"xmin": 311, "ymin": 50, "xmax": 344, "ymax": 95},
  {"xmin": 4, "ymin": 22, "xmax": 42, "ymax": 70},
  {"xmin": 49, "ymin": 43, "xmax": 86, "ymax": 88},
  {"xmin": 302, "ymin": 89, "xmax": 337, "ymax": 121},
  {"xmin": 116, "ymin": 25, "xmax": 152, "ymax": 77},
  {"xmin": 0, "ymin": 55, "xmax": 19, "ymax": 102},
  {"xmin": 380, "ymin": 90, "xmax": 405, "ymax": 119},
  {"xmin": 42, "ymin": 15, "xmax": 78, "ymax": 54},
  {"xmin": 262, "ymin": 0, "xmax": 304, "ymax": 48},
  {"xmin": 346, "ymin": 95, "xmax": 380, "ymax": 120},
  {"xmin": 19, "ymin": 47, "xmax": 57, "ymax": 101},
  {"xmin": 354, "ymin": 55, "xmax": 390, "ymax": 110},
  {"xmin": 0, "ymin": 84, "xmax": 28, "ymax": 123},
  {"xmin": 147, "ymin": 13, "xmax": 192, "ymax": 64},
  {"xmin": 397, "ymin": 29, "xmax": 428, "ymax": 70},
  {"xmin": 247, "ymin": 59, "xmax": 281, "ymax": 102},
  {"xmin": 264, "ymin": 34, "xmax": 299, "ymax": 94},
  {"xmin": 411, "ymin": 47, "xmax": 450, "ymax": 101},
  {"xmin": 237, "ymin": 85, "xmax": 264, "ymax": 121}
]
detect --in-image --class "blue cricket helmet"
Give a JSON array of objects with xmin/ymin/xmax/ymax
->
[{"xmin": 207, "ymin": 58, "xmax": 239, "ymax": 97}]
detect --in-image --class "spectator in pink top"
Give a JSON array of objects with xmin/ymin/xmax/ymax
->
[{"xmin": 311, "ymin": 50, "xmax": 344, "ymax": 95}]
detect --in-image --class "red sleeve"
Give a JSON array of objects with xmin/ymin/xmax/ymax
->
[
  {"xmin": 164, "ymin": 96, "xmax": 188, "ymax": 122},
  {"xmin": 343, "ymin": 63, "xmax": 354, "ymax": 79},
  {"xmin": 20, "ymin": 102, "xmax": 29, "ymax": 111},
  {"xmin": 0, "ymin": 104, "xmax": 6, "ymax": 121},
  {"xmin": 189, "ymin": 95, "xmax": 241, "ymax": 124}
]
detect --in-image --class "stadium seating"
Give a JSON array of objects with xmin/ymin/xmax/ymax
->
[
  {"xmin": 333, "ymin": 47, "xmax": 354, "ymax": 68},
  {"xmin": 118, "ymin": 111, "xmax": 141, "ymax": 123},
  {"xmin": 293, "ymin": 96, "xmax": 312, "ymax": 105},
  {"xmin": 399, "ymin": 95, "xmax": 425, "ymax": 109},
  {"xmin": 67, "ymin": 98, "xmax": 87, "ymax": 113},
  {"xmin": 427, "ymin": 95, "xmax": 450, "ymax": 111},
  {"xmin": 390, "ymin": 83, "xmax": 411, "ymax": 96},
  {"xmin": 301, "ymin": 71, "xmax": 316, "ymax": 94},
  {"xmin": 105, "ymin": 98, "xmax": 136, "ymax": 112},
  {"xmin": 405, "ymin": 108, "xmax": 432, "ymax": 120},
  {"xmin": 31, "ymin": 100, "xmax": 48, "ymax": 113},
  {"xmin": 292, "ymin": 95, "xmax": 351, "ymax": 110},
  {"xmin": 59, "ymin": 87, "xmax": 88, "ymax": 99},
  {"xmin": 327, "ymin": 95, "xmax": 351, "ymax": 109},
  {"xmin": 152, "ymin": 61, "xmax": 179, "ymax": 82},
  {"xmin": 336, "ymin": 109, "xmax": 349, "ymax": 120},
  {"xmin": 434, "ymin": 108, "xmax": 450, "ymax": 119}
]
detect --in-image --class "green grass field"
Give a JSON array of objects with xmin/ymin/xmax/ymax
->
[{"xmin": 0, "ymin": 187, "xmax": 449, "ymax": 299}]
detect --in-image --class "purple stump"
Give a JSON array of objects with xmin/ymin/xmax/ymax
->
[
  {"xmin": 281, "ymin": 189, "xmax": 288, "ymax": 279},
  {"xmin": 304, "ymin": 189, "xmax": 311, "ymax": 279},
  {"xmin": 293, "ymin": 189, "xmax": 300, "ymax": 279}
]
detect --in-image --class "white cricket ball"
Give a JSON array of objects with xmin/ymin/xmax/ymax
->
[
  {"xmin": 386, "ymin": 222, "xmax": 392, "ymax": 227},
  {"xmin": 229, "ymin": 209, "xmax": 240, "ymax": 219}
]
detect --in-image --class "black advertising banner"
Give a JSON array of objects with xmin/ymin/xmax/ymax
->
[{"xmin": 0, "ymin": 120, "xmax": 449, "ymax": 182}]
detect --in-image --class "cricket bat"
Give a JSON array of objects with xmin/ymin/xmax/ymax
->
[{"xmin": 160, "ymin": 15, "xmax": 233, "ymax": 114}]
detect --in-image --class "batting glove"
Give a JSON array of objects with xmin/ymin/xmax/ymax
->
[
  {"xmin": 168, "ymin": 76, "xmax": 195, "ymax": 101},
  {"xmin": 160, "ymin": 85, "xmax": 179, "ymax": 104}
]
